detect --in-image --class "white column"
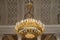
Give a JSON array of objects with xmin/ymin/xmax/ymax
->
[
  {"xmin": 18, "ymin": 35, "xmax": 22, "ymax": 40},
  {"xmin": 0, "ymin": 34, "xmax": 3, "ymax": 40},
  {"xmin": 37, "ymin": 36, "xmax": 41, "ymax": 40}
]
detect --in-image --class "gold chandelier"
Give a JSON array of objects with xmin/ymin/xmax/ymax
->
[
  {"xmin": 15, "ymin": 18, "xmax": 45, "ymax": 38},
  {"xmin": 15, "ymin": 0, "xmax": 45, "ymax": 39}
]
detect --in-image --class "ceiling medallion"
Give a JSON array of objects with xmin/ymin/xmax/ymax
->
[{"xmin": 15, "ymin": 0, "xmax": 45, "ymax": 39}]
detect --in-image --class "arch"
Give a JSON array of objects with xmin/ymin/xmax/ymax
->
[
  {"xmin": 2, "ymin": 34, "xmax": 18, "ymax": 40},
  {"xmin": 41, "ymin": 34, "xmax": 57, "ymax": 40}
]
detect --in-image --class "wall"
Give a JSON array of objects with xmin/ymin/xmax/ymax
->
[{"xmin": 0, "ymin": 0, "xmax": 60, "ymax": 25}]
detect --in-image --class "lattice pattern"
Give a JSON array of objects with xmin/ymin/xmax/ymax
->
[
  {"xmin": 40, "ymin": 0, "xmax": 51, "ymax": 24},
  {"xmin": 7, "ymin": 0, "xmax": 17, "ymax": 25}
]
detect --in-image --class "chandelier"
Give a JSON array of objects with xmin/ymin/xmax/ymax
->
[{"xmin": 15, "ymin": 0, "xmax": 45, "ymax": 39}]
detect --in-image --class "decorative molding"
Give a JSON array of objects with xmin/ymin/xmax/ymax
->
[{"xmin": 0, "ymin": 25, "xmax": 60, "ymax": 34}]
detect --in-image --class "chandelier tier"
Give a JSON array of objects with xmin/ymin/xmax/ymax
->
[
  {"xmin": 15, "ymin": 18, "xmax": 45, "ymax": 38},
  {"xmin": 15, "ymin": 0, "xmax": 45, "ymax": 39}
]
